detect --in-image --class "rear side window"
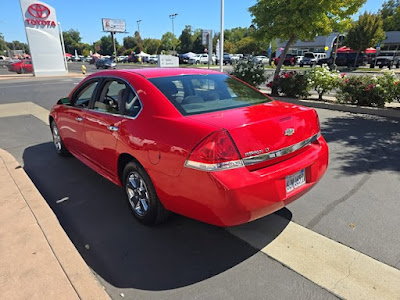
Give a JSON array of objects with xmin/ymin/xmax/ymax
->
[{"xmin": 149, "ymin": 74, "xmax": 270, "ymax": 116}]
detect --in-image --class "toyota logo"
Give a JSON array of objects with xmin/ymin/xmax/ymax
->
[{"xmin": 27, "ymin": 3, "xmax": 50, "ymax": 19}]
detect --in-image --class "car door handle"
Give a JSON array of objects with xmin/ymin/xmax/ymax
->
[
  {"xmin": 75, "ymin": 117, "xmax": 83, "ymax": 122},
  {"xmin": 107, "ymin": 125, "xmax": 119, "ymax": 132}
]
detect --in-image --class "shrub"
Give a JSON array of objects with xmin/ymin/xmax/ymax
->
[
  {"xmin": 267, "ymin": 71, "xmax": 310, "ymax": 98},
  {"xmin": 231, "ymin": 59, "xmax": 268, "ymax": 88},
  {"xmin": 336, "ymin": 73, "xmax": 396, "ymax": 108},
  {"xmin": 307, "ymin": 65, "xmax": 341, "ymax": 100}
]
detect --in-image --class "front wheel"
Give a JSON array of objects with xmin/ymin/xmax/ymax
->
[
  {"xmin": 123, "ymin": 161, "xmax": 169, "ymax": 225},
  {"xmin": 51, "ymin": 120, "xmax": 70, "ymax": 156}
]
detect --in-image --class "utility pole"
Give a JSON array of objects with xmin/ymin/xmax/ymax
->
[{"xmin": 137, "ymin": 19, "xmax": 142, "ymax": 53}]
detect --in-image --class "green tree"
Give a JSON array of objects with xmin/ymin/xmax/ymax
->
[
  {"xmin": 142, "ymin": 38, "xmax": 161, "ymax": 54},
  {"xmin": 379, "ymin": 0, "xmax": 400, "ymax": 31},
  {"xmin": 249, "ymin": 0, "xmax": 365, "ymax": 93},
  {"xmin": 179, "ymin": 25, "xmax": 193, "ymax": 53},
  {"xmin": 0, "ymin": 34, "xmax": 8, "ymax": 54},
  {"xmin": 62, "ymin": 29, "xmax": 82, "ymax": 54},
  {"xmin": 160, "ymin": 32, "xmax": 179, "ymax": 53},
  {"xmin": 192, "ymin": 29, "xmax": 205, "ymax": 53},
  {"xmin": 346, "ymin": 12, "xmax": 385, "ymax": 68},
  {"xmin": 95, "ymin": 35, "xmax": 119, "ymax": 55},
  {"xmin": 234, "ymin": 36, "xmax": 260, "ymax": 54},
  {"xmin": 123, "ymin": 36, "xmax": 139, "ymax": 53}
]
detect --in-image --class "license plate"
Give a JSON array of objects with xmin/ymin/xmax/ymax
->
[{"xmin": 286, "ymin": 169, "xmax": 306, "ymax": 193}]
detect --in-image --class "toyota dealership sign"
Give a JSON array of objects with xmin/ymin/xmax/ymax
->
[{"xmin": 20, "ymin": 0, "xmax": 67, "ymax": 76}]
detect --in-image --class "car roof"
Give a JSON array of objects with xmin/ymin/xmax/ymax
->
[{"xmin": 118, "ymin": 68, "xmax": 222, "ymax": 79}]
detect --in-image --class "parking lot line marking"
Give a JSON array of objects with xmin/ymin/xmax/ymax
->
[
  {"xmin": 228, "ymin": 214, "xmax": 400, "ymax": 300},
  {"xmin": 0, "ymin": 102, "xmax": 49, "ymax": 125}
]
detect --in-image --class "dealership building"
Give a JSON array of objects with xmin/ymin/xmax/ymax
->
[{"xmin": 277, "ymin": 31, "xmax": 400, "ymax": 57}]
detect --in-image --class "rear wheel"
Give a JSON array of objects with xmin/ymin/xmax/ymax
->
[
  {"xmin": 123, "ymin": 161, "xmax": 169, "ymax": 225},
  {"xmin": 51, "ymin": 120, "xmax": 70, "ymax": 156}
]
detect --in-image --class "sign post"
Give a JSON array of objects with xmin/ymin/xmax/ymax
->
[
  {"xmin": 19, "ymin": 0, "xmax": 67, "ymax": 76},
  {"xmin": 202, "ymin": 29, "xmax": 213, "ymax": 69},
  {"xmin": 102, "ymin": 18, "xmax": 127, "ymax": 58}
]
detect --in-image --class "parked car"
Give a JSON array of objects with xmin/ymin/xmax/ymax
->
[
  {"xmin": 117, "ymin": 56, "xmax": 128, "ymax": 63},
  {"xmin": 299, "ymin": 52, "xmax": 327, "ymax": 67},
  {"xmin": 317, "ymin": 53, "xmax": 367, "ymax": 68},
  {"xmin": 8, "ymin": 59, "xmax": 33, "ymax": 74},
  {"xmin": 95, "ymin": 58, "xmax": 117, "ymax": 69},
  {"xmin": 216, "ymin": 53, "xmax": 232, "ymax": 65},
  {"xmin": 148, "ymin": 55, "xmax": 158, "ymax": 64},
  {"xmin": 231, "ymin": 54, "xmax": 243, "ymax": 63},
  {"xmin": 371, "ymin": 51, "xmax": 400, "ymax": 69},
  {"xmin": 49, "ymin": 68, "xmax": 328, "ymax": 226},
  {"xmin": 272, "ymin": 54, "xmax": 297, "ymax": 66},
  {"xmin": 199, "ymin": 54, "xmax": 216, "ymax": 64},
  {"xmin": 188, "ymin": 54, "xmax": 201, "ymax": 64},
  {"xmin": 296, "ymin": 56, "xmax": 304, "ymax": 64},
  {"xmin": 253, "ymin": 55, "xmax": 269, "ymax": 65}
]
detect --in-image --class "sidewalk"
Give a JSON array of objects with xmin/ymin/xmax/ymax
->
[{"xmin": 0, "ymin": 149, "xmax": 110, "ymax": 300}]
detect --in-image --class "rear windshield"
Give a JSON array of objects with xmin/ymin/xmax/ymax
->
[{"xmin": 149, "ymin": 74, "xmax": 271, "ymax": 115}]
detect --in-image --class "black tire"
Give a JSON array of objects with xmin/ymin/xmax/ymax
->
[
  {"xmin": 123, "ymin": 161, "xmax": 169, "ymax": 225},
  {"xmin": 300, "ymin": 64, "xmax": 304, "ymax": 68},
  {"xmin": 50, "ymin": 120, "xmax": 70, "ymax": 157}
]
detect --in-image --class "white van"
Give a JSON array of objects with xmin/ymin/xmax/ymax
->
[{"xmin": 300, "ymin": 52, "xmax": 327, "ymax": 67}]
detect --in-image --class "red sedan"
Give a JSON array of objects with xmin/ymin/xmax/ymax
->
[
  {"xmin": 49, "ymin": 68, "xmax": 328, "ymax": 226},
  {"xmin": 8, "ymin": 59, "xmax": 33, "ymax": 74}
]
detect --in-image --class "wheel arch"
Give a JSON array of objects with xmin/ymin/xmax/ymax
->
[{"xmin": 117, "ymin": 153, "xmax": 143, "ymax": 185}]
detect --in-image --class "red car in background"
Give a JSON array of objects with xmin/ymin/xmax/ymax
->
[
  {"xmin": 8, "ymin": 59, "xmax": 33, "ymax": 74},
  {"xmin": 49, "ymin": 68, "xmax": 328, "ymax": 226},
  {"xmin": 272, "ymin": 54, "xmax": 297, "ymax": 66}
]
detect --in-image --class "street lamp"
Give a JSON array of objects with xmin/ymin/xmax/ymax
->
[
  {"xmin": 219, "ymin": 0, "xmax": 224, "ymax": 72},
  {"xmin": 169, "ymin": 13, "xmax": 178, "ymax": 36},
  {"xmin": 137, "ymin": 20, "xmax": 143, "ymax": 53}
]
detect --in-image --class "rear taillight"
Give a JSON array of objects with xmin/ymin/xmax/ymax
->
[{"xmin": 185, "ymin": 130, "xmax": 244, "ymax": 171}]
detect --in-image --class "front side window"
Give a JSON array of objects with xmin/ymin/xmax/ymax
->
[
  {"xmin": 150, "ymin": 74, "xmax": 271, "ymax": 116},
  {"xmin": 73, "ymin": 80, "xmax": 99, "ymax": 107}
]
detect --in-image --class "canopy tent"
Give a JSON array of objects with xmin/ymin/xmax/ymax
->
[
  {"xmin": 182, "ymin": 52, "xmax": 196, "ymax": 58},
  {"xmin": 337, "ymin": 46, "xmax": 376, "ymax": 54},
  {"xmin": 137, "ymin": 51, "xmax": 150, "ymax": 57}
]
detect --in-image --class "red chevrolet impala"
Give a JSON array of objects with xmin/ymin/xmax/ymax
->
[{"xmin": 49, "ymin": 68, "xmax": 328, "ymax": 226}]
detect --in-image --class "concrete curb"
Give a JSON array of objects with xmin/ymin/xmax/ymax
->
[{"xmin": 0, "ymin": 149, "xmax": 110, "ymax": 300}]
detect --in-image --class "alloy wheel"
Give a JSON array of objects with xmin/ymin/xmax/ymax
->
[{"xmin": 126, "ymin": 172, "xmax": 150, "ymax": 217}]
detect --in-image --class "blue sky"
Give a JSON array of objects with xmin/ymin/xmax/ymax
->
[{"xmin": 0, "ymin": 0, "xmax": 387, "ymax": 44}]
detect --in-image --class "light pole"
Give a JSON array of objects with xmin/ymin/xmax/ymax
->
[
  {"xmin": 58, "ymin": 22, "xmax": 68, "ymax": 72},
  {"xmin": 219, "ymin": 0, "xmax": 224, "ymax": 72},
  {"xmin": 169, "ymin": 13, "xmax": 178, "ymax": 36},
  {"xmin": 137, "ymin": 19, "xmax": 143, "ymax": 53}
]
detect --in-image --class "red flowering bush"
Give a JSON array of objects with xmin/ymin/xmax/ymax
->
[
  {"xmin": 267, "ymin": 71, "xmax": 310, "ymax": 98},
  {"xmin": 337, "ymin": 73, "xmax": 399, "ymax": 108}
]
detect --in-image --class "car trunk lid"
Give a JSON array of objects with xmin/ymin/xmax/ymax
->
[{"xmin": 188, "ymin": 101, "xmax": 320, "ymax": 169}]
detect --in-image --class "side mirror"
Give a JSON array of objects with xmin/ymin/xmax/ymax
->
[{"xmin": 57, "ymin": 97, "xmax": 70, "ymax": 105}]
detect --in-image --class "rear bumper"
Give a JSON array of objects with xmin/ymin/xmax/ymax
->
[{"xmin": 156, "ymin": 135, "xmax": 329, "ymax": 227}]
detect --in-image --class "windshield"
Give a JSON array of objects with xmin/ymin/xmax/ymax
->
[
  {"xmin": 149, "ymin": 74, "xmax": 271, "ymax": 116},
  {"xmin": 304, "ymin": 53, "xmax": 315, "ymax": 58}
]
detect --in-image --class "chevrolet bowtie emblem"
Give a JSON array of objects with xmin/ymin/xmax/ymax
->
[{"xmin": 285, "ymin": 128, "xmax": 295, "ymax": 136}]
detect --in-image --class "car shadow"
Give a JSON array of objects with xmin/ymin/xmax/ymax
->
[
  {"xmin": 321, "ymin": 114, "xmax": 400, "ymax": 175},
  {"xmin": 23, "ymin": 142, "xmax": 291, "ymax": 291}
]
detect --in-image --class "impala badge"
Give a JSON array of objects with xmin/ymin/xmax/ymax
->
[{"xmin": 285, "ymin": 128, "xmax": 295, "ymax": 136}]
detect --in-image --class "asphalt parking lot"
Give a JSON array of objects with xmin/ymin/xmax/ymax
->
[{"xmin": 1, "ymin": 76, "xmax": 400, "ymax": 299}]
